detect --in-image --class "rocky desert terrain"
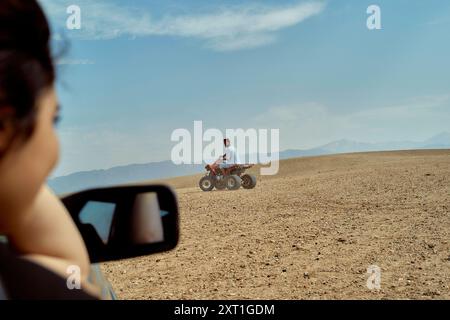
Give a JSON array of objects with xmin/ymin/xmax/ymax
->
[{"xmin": 101, "ymin": 150, "xmax": 450, "ymax": 299}]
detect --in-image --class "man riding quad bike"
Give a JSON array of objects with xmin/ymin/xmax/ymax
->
[{"xmin": 199, "ymin": 138, "xmax": 257, "ymax": 191}]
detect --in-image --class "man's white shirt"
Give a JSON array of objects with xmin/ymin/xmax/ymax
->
[{"xmin": 224, "ymin": 145, "xmax": 241, "ymax": 164}]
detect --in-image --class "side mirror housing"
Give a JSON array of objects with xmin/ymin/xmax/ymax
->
[{"xmin": 61, "ymin": 185, "xmax": 179, "ymax": 263}]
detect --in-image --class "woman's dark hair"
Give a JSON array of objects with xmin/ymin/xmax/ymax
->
[{"xmin": 0, "ymin": 0, "xmax": 55, "ymax": 153}]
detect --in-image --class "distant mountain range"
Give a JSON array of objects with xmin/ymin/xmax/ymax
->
[
  {"xmin": 49, "ymin": 132, "xmax": 450, "ymax": 195},
  {"xmin": 279, "ymin": 132, "xmax": 450, "ymax": 159}
]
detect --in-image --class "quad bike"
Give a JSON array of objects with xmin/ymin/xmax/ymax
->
[{"xmin": 199, "ymin": 162, "xmax": 257, "ymax": 192}]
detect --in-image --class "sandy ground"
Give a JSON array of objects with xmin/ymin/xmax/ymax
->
[{"xmin": 101, "ymin": 150, "xmax": 450, "ymax": 300}]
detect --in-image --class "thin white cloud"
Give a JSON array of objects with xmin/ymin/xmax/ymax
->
[
  {"xmin": 39, "ymin": 0, "xmax": 326, "ymax": 51},
  {"xmin": 208, "ymin": 33, "xmax": 277, "ymax": 51},
  {"xmin": 254, "ymin": 95, "xmax": 450, "ymax": 149},
  {"xmin": 56, "ymin": 58, "xmax": 95, "ymax": 65}
]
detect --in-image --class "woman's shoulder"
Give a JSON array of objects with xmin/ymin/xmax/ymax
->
[{"xmin": 0, "ymin": 242, "xmax": 97, "ymax": 300}]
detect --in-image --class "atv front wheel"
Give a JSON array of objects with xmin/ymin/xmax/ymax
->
[
  {"xmin": 241, "ymin": 174, "xmax": 257, "ymax": 189},
  {"xmin": 226, "ymin": 175, "xmax": 242, "ymax": 190},
  {"xmin": 199, "ymin": 176, "xmax": 215, "ymax": 191}
]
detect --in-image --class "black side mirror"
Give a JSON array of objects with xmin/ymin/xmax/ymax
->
[{"xmin": 61, "ymin": 185, "xmax": 179, "ymax": 263}]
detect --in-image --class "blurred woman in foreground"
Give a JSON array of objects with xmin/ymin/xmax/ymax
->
[{"xmin": 0, "ymin": 0, "xmax": 100, "ymax": 299}]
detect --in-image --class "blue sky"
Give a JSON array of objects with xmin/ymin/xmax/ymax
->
[{"xmin": 37, "ymin": 0, "xmax": 450, "ymax": 176}]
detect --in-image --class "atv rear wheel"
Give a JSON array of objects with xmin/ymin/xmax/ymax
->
[
  {"xmin": 215, "ymin": 178, "xmax": 227, "ymax": 190},
  {"xmin": 241, "ymin": 174, "xmax": 257, "ymax": 189},
  {"xmin": 199, "ymin": 176, "xmax": 215, "ymax": 191},
  {"xmin": 226, "ymin": 175, "xmax": 242, "ymax": 190}
]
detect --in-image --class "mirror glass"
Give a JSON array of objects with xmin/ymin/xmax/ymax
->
[
  {"xmin": 79, "ymin": 201, "xmax": 116, "ymax": 245},
  {"xmin": 78, "ymin": 192, "xmax": 166, "ymax": 245}
]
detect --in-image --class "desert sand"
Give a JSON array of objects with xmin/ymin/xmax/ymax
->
[{"xmin": 101, "ymin": 150, "xmax": 450, "ymax": 299}]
